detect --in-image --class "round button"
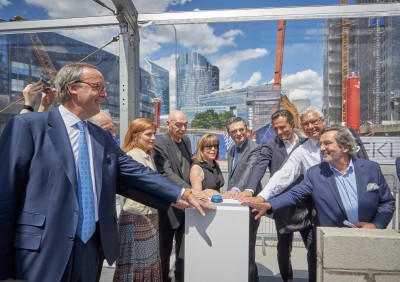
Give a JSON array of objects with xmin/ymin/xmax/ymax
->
[
  {"xmin": 211, "ymin": 194, "xmax": 223, "ymax": 203},
  {"xmin": 73, "ymin": 210, "xmax": 78, "ymax": 215},
  {"xmin": 69, "ymin": 236, "xmax": 75, "ymax": 241}
]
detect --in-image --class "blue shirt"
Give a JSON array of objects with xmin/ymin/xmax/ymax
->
[{"xmin": 329, "ymin": 159, "xmax": 359, "ymax": 223}]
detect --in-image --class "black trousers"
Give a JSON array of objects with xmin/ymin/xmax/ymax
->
[
  {"xmin": 249, "ymin": 212, "xmax": 261, "ymax": 282},
  {"xmin": 276, "ymin": 224, "xmax": 315, "ymax": 282},
  {"xmin": 159, "ymin": 221, "xmax": 185, "ymax": 282},
  {"xmin": 61, "ymin": 224, "xmax": 104, "ymax": 282}
]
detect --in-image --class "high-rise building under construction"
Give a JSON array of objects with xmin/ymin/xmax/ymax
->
[{"xmin": 323, "ymin": 0, "xmax": 400, "ymax": 126}]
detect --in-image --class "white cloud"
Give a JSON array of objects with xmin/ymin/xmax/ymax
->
[
  {"xmin": 212, "ymin": 48, "xmax": 269, "ymax": 89},
  {"xmin": 0, "ymin": 0, "xmax": 11, "ymax": 8},
  {"xmin": 281, "ymin": 69, "xmax": 323, "ymax": 109}
]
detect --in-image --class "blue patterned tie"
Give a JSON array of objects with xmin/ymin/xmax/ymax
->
[{"xmin": 76, "ymin": 121, "xmax": 96, "ymax": 243}]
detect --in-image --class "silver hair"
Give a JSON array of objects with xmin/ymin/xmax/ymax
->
[
  {"xmin": 54, "ymin": 63, "xmax": 98, "ymax": 104},
  {"xmin": 299, "ymin": 106, "xmax": 325, "ymax": 120},
  {"xmin": 322, "ymin": 126, "xmax": 357, "ymax": 156}
]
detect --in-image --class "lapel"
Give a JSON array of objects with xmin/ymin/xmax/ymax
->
[
  {"xmin": 228, "ymin": 146, "xmax": 234, "ymax": 177},
  {"xmin": 231, "ymin": 138, "xmax": 249, "ymax": 173},
  {"xmin": 47, "ymin": 108, "xmax": 77, "ymax": 191},
  {"xmin": 321, "ymin": 162, "xmax": 347, "ymax": 217},
  {"xmin": 165, "ymin": 133, "xmax": 184, "ymax": 176},
  {"xmin": 353, "ymin": 158, "xmax": 366, "ymax": 203},
  {"xmin": 88, "ymin": 123, "xmax": 105, "ymax": 201},
  {"xmin": 276, "ymin": 138, "xmax": 288, "ymax": 159}
]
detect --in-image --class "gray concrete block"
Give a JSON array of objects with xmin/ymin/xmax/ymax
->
[
  {"xmin": 374, "ymin": 273, "xmax": 400, "ymax": 282},
  {"xmin": 317, "ymin": 228, "xmax": 400, "ymax": 272},
  {"xmin": 322, "ymin": 271, "xmax": 368, "ymax": 282}
]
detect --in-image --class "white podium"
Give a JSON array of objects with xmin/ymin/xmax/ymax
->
[{"xmin": 184, "ymin": 199, "xmax": 249, "ymax": 282}]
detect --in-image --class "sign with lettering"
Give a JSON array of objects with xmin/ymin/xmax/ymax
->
[{"xmin": 361, "ymin": 137, "xmax": 400, "ymax": 165}]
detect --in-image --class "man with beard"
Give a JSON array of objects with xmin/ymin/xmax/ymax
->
[{"xmin": 243, "ymin": 126, "xmax": 395, "ymax": 230}]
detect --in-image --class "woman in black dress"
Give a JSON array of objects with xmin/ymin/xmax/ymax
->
[{"xmin": 190, "ymin": 134, "xmax": 225, "ymax": 198}]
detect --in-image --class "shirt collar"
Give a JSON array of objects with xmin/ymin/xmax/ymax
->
[
  {"xmin": 329, "ymin": 158, "xmax": 354, "ymax": 176},
  {"xmin": 59, "ymin": 105, "xmax": 83, "ymax": 127},
  {"xmin": 283, "ymin": 133, "xmax": 299, "ymax": 148}
]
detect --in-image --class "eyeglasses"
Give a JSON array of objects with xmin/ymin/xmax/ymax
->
[
  {"xmin": 77, "ymin": 81, "xmax": 106, "ymax": 92},
  {"xmin": 300, "ymin": 118, "xmax": 322, "ymax": 128},
  {"xmin": 204, "ymin": 145, "xmax": 219, "ymax": 150},
  {"xmin": 229, "ymin": 128, "xmax": 246, "ymax": 134}
]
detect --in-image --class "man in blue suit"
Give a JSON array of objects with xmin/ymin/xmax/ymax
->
[
  {"xmin": 244, "ymin": 110, "xmax": 314, "ymax": 282},
  {"xmin": 0, "ymin": 63, "xmax": 211, "ymax": 282},
  {"xmin": 244, "ymin": 126, "xmax": 395, "ymax": 230}
]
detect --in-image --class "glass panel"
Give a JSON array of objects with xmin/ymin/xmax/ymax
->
[{"xmin": 0, "ymin": 26, "xmax": 120, "ymax": 133}]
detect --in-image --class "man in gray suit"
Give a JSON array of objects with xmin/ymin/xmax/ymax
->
[
  {"xmin": 222, "ymin": 117, "xmax": 261, "ymax": 282},
  {"xmin": 154, "ymin": 110, "xmax": 192, "ymax": 282}
]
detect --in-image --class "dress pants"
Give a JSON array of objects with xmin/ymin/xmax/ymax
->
[
  {"xmin": 159, "ymin": 219, "xmax": 185, "ymax": 282},
  {"xmin": 276, "ymin": 224, "xmax": 315, "ymax": 282},
  {"xmin": 61, "ymin": 224, "xmax": 104, "ymax": 282},
  {"xmin": 249, "ymin": 212, "xmax": 260, "ymax": 282}
]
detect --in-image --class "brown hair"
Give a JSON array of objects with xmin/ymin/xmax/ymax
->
[
  {"xmin": 193, "ymin": 134, "xmax": 220, "ymax": 163},
  {"xmin": 122, "ymin": 118, "xmax": 157, "ymax": 153}
]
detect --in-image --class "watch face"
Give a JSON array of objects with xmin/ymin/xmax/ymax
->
[{"xmin": 211, "ymin": 194, "xmax": 223, "ymax": 203}]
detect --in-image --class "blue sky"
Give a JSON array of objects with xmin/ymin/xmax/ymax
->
[{"xmin": 0, "ymin": 0, "xmax": 355, "ymax": 109}]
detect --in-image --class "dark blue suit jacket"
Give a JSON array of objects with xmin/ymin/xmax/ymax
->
[
  {"xmin": 269, "ymin": 158, "xmax": 395, "ymax": 229},
  {"xmin": 0, "ymin": 108, "xmax": 181, "ymax": 281}
]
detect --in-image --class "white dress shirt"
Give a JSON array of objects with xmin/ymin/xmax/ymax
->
[
  {"xmin": 258, "ymin": 138, "xmax": 321, "ymax": 201},
  {"xmin": 59, "ymin": 105, "xmax": 99, "ymax": 221}
]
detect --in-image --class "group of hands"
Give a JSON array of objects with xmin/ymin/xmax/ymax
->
[
  {"xmin": 172, "ymin": 188, "xmax": 270, "ymax": 220},
  {"xmin": 20, "ymin": 80, "xmax": 56, "ymax": 113}
]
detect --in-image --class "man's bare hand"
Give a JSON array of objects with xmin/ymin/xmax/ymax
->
[
  {"xmin": 171, "ymin": 199, "xmax": 192, "ymax": 210},
  {"xmin": 355, "ymin": 222, "xmax": 377, "ymax": 229},
  {"xmin": 241, "ymin": 201, "xmax": 272, "ymax": 220},
  {"xmin": 222, "ymin": 189, "xmax": 238, "ymax": 199},
  {"xmin": 238, "ymin": 195, "xmax": 265, "ymax": 204},
  {"xmin": 185, "ymin": 193, "xmax": 216, "ymax": 216},
  {"xmin": 233, "ymin": 190, "xmax": 253, "ymax": 200}
]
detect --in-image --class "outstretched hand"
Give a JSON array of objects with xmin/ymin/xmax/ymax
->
[
  {"xmin": 185, "ymin": 192, "xmax": 216, "ymax": 216},
  {"xmin": 241, "ymin": 201, "xmax": 272, "ymax": 220}
]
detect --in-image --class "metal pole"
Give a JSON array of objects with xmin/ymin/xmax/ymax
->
[{"xmin": 172, "ymin": 25, "xmax": 178, "ymax": 111}]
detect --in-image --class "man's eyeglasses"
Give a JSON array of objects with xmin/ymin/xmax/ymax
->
[
  {"xmin": 229, "ymin": 128, "xmax": 246, "ymax": 134},
  {"xmin": 204, "ymin": 145, "xmax": 219, "ymax": 150},
  {"xmin": 300, "ymin": 118, "xmax": 322, "ymax": 128},
  {"xmin": 77, "ymin": 81, "xmax": 106, "ymax": 92}
]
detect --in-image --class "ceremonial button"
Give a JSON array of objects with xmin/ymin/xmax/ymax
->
[{"xmin": 211, "ymin": 194, "xmax": 223, "ymax": 203}]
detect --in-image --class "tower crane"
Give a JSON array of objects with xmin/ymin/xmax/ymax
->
[
  {"xmin": 13, "ymin": 16, "xmax": 58, "ymax": 81},
  {"xmin": 273, "ymin": 19, "xmax": 300, "ymax": 128},
  {"xmin": 341, "ymin": 0, "xmax": 350, "ymax": 123}
]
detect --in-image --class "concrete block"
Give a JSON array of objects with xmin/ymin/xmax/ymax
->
[
  {"xmin": 374, "ymin": 273, "xmax": 400, "ymax": 282},
  {"xmin": 317, "ymin": 228, "xmax": 400, "ymax": 272},
  {"xmin": 322, "ymin": 271, "xmax": 368, "ymax": 282}
]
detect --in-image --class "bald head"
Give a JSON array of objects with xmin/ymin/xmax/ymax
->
[
  {"xmin": 166, "ymin": 110, "xmax": 188, "ymax": 142},
  {"xmin": 89, "ymin": 110, "xmax": 116, "ymax": 137}
]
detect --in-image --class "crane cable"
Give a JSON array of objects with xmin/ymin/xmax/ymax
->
[{"xmin": 0, "ymin": 35, "xmax": 120, "ymax": 113}]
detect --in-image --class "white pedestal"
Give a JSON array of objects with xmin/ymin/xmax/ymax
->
[{"xmin": 184, "ymin": 199, "xmax": 249, "ymax": 282}]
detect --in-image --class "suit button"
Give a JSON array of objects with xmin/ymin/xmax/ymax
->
[
  {"xmin": 69, "ymin": 236, "xmax": 75, "ymax": 241},
  {"xmin": 74, "ymin": 210, "xmax": 78, "ymax": 215}
]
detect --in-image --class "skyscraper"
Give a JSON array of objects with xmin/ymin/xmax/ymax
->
[
  {"xmin": 177, "ymin": 52, "xmax": 213, "ymax": 110},
  {"xmin": 145, "ymin": 59, "xmax": 170, "ymax": 115}
]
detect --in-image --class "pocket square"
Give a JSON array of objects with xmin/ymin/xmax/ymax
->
[{"xmin": 366, "ymin": 183, "xmax": 379, "ymax": 192}]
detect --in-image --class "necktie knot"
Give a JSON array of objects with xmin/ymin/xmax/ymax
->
[{"xmin": 77, "ymin": 121, "xmax": 86, "ymax": 133}]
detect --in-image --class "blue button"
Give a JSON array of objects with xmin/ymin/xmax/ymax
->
[{"xmin": 211, "ymin": 194, "xmax": 223, "ymax": 203}]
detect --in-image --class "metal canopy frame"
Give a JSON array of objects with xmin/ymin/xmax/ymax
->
[{"xmin": 1, "ymin": 2, "xmax": 400, "ymax": 137}]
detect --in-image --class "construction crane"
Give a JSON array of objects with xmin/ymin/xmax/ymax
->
[
  {"xmin": 341, "ymin": 0, "xmax": 350, "ymax": 123},
  {"xmin": 273, "ymin": 19, "xmax": 300, "ymax": 128},
  {"xmin": 13, "ymin": 16, "xmax": 58, "ymax": 81}
]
